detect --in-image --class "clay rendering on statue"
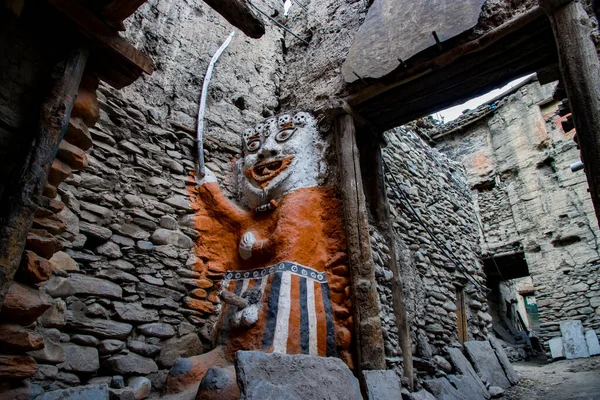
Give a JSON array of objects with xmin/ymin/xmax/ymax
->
[{"xmin": 167, "ymin": 112, "xmax": 353, "ymax": 396}]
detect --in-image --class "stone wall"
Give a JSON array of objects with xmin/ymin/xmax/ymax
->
[
  {"xmin": 374, "ymin": 125, "xmax": 491, "ymax": 380},
  {"xmin": 25, "ymin": 0, "xmax": 285, "ymax": 394},
  {"xmin": 435, "ymin": 79, "xmax": 600, "ymax": 346}
]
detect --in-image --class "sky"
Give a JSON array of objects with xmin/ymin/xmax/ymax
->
[{"xmin": 432, "ymin": 74, "xmax": 535, "ymax": 123}]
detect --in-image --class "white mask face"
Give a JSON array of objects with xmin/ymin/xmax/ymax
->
[{"xmin": 239, "ymin": 111, "xmax": 326, "ymax": 208}]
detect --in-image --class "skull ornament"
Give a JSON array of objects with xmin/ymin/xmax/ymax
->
[{"xmin": 239, "ymin": 111, "xmax": 325, "ymax": 209}]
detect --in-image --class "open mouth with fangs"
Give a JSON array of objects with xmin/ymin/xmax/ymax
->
[{"xmin": 245, "ymin": 156, "xmax": 294, "ymax": 188}]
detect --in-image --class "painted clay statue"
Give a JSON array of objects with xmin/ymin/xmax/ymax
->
[{"xmin": 168, "ymin": 112, "xmax": 353, "ymax": 397}]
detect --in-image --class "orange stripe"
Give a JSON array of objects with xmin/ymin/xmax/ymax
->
[
  {"xmin": 286, "ymin": 274, "xmax": 301, "ymax": 354},
  {"xmin": 313, "ymin": 280, "xmax": 327, "ymax": 356}
]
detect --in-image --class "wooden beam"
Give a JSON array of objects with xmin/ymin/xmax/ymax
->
[
  {"xmin": 359, "ymin": 133, "xmax": 414, "ymax": 389},
  {"xmin": 203, "ymin": 0, "xmax": 265, "ymax": 39},
  {"xmin": 350, "ymin": 13, "xmax": 557, "ymax": 130},
  {"xmin": 347, "ymin": 6, "xmax": 545, "ymax": 108},
  {"xmin": 0, "ymin": 48, "xmax": 88, "ymax": 309},
  {"xmin": 48, "ymin": 0, "xmax": 154, "ymax": 88},
  {"xmin": 335, "ymin": 114, "xmax": 386, "ymax": 372},
  {"xmin": 540, "ymin": 0, "xmax": 600, "ymax": 225},
  {"xmin": 101, "ymin": 0, "xmax": 147, "ymax": 24}
]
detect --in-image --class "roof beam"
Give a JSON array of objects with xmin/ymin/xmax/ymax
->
[{"xmin": 202, "ymin": 0, "xmax": 265, "ymax": 39}]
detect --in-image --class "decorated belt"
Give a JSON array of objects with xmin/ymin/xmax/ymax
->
[{"xmin": 224, "ymin": 261, "xmax": 327, "ymax": 283}]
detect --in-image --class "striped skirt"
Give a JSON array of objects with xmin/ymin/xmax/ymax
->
[{"xmin": 219, "ymin": 261, "xmax": 337, "ymax": 357}]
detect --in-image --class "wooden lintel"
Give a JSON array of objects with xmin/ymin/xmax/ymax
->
[
  {"xmin": 538, "ymin": 0, "xmax": 574, "ymax": 13},
  {"xmin": 48, "ymin": 0, "xmax": 154, "ymax": 88},
  {"xmin": 347, "ymin": 6, "xmax": 544, "ymax": 108},
  {"xmin": 102, "ymin": 0, "xmax": 148, "ymax": 24},
  {"xmin": 203, "ymin": 0, "xmax": 265, "ymax": 39}
]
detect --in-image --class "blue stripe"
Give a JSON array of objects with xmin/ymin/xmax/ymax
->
[
  {"xmin": 299, "ymin": 277, "xmax": 309, "ymax": 354},
  {"xmin": 261, "ymin": 273, "xmax": 282, "ymax": 348},
  {"xmin": 321, "ymin": 282, "xmax": 337, "ymax": 357}
]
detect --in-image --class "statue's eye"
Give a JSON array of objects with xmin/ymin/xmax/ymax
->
[
  {"xmin": 275, "ymin": 128, "xmax": 295, "ymax": 143},
  {"xmin": 246, "ymin": 140, "xmax": 262, "ymax": 152}
]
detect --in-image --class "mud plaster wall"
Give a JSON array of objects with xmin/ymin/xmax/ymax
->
[
  {"xmin": 30, "ymin": 0, "xmax": 286, "ymax": 392},
  {"xmin": 375, "ymin": 127, "xmax": 490, "ymax": 377},
  {"xmin": 435, "ymin": 80, "xmax": 600, "ymax": 346}
]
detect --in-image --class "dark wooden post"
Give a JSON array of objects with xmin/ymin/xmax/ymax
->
[
  {"xmin": 0, "ymin": 48, "xmax": 88, "ymax": 308},
  {"xmin": 540, "ymin": 0, "xmax": 600, "ymax": 226},
  {"xmin": 359, "ymin": 133, "xmax": 414, "ymax": 389},
  {"xmin": 335, "ymin": 114, "xmax": 386, "ymax": 372}
]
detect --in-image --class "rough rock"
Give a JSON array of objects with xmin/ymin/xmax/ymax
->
[
  {"xmin": 57, "ymin": 343, "xmax": 100, "ymax": 373},
  {"xmin": 446, "ymin": 347, "xmax": 490, "ymax": 399},
  {"xmin": 0, "ymin": 324, "xmax": 44, "ymax": 352},
  {"xmin": 28, "ymin": 329, "xmax": 65, "ymax": 364},
  {"xmin": 488, "ymin": 336, "xmax": 518, "ymax": 385},
  {"xmin": 39, "ymin": 299, "xmax": 67, "ymax": 328},
  {"xmin": 113, "ymin": 302, "xmax": 159, "ymax": 323},
  {"xmin": 44, "ymin": 274, "xmax": 123, "ymax": 299},
  {"xmin": 560, "ymin": 320, "xmax": 590, "ymax": 359},
  {"xmin": 71, "ymin": 334, "xmax": 100, "ymax": 347},
  {"xmin": 362, "ymin": 370, "xmax": 403, "ymax": 400},
  {"xmin": 66, "ymin": 311, "xmax": 133, "ymax": 339},
  {"xmin": 138, "ymin": 323, "xmax": 176, "ymax": 339},
  {"xmin": 150, "ymin": 229, "xmax": 194, "ymax": 249},
  {"xmin": 196, "ymin": 366, "xmax": 239, "ymax": 400},
  {"xmin": 128, "ymin": 341, "xmax": 161, "ymax": 358},
  {"xmin": 585, "ymin": 330, "xmax": 600, "ymax": 356},
  {"xmin": 104, "ymin": 354, "xmax": 158, "ymax": 375},
  {"xmin": 0, "ymin": 355, "xmax": 38, "ymax": 379},
  {"xmin": 157, "ymin": 333, "xmax": 203, "ymax": 368},
  {"xmin": 18, "ymin": 251, "xmax": 53, "ymax": 283},
  {"xmin": 407, "ymin": 389, "xmax": 437, "ymax": 400},
  {"xmin": 235, "ymin": 351, "xmax": 362, "ymax": 400},
  {"xmin": 489, "ymin": 386, "xmax": 504, "ymax": 398},
  {"xmin": 549, "ymin": 337, "xmax": 565, "ymax": 359},
  {"xmin": 98, "ymin": 339, "xmax": 126, "ymax": 355},
  {"xmin": 1, "ymin": 282, "xmax": 53, "ymax": 325},
  {"xmin": 464, "ymin": 340, "xmax": 511, "ymax": 389},
  {"xmin": 35, "ymin": 383, "xmax": 109, "ymax": 400},
  {"xmin": 127, "ymin": 376, "xmax": 151, "ymax": 400}
]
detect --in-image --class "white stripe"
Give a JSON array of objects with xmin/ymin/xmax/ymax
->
[
  {"xmin": 307, "ymin": 280, "xmax": 318, "ymax": 356},
  {"xmin": 272, "ymin": 272, "xmax": 292, "ymax": 354},
  {"xmin": 241, "ymin": 278, "xmax": 250, "ymax": 294}
]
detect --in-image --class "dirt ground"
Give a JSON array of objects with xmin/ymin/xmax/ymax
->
[{"xmin": 504, "ymin": 357, "xmax": 600, "ymax": 400}]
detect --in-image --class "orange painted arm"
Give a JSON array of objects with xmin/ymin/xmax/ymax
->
[{"xmin": 197, "ymin": 182, "xmax": 248, "ymax": 226}]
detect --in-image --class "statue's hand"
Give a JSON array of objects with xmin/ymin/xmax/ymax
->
[
  {"xmin": 239, "ymin": 231, "xmax": 256, "ymax": 260},
  {"xmin": 196, "ymin": 166, "xmax": 217, "ymax": 186}
]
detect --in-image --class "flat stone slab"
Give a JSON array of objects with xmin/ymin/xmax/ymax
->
[
  {"xmin": 549, "ymin": 337, "xmax": 565, "ymax": 359},
  {"xmin": 464, "ymin": 341, "xmax": 511, "ymax": 389},
  {"xmin": 488, "ymin": 336, "xmax": 518, "ymax": 385},
  {"xmin": 585, "ymin": 330, "xmax": 600, "ymax": 356},
  {"xmin": 363, "ymin": 370, "xmax": 402, "ymax": 400},
  {"xmin": 560, "ymin": 320, "xmax": 590, "ymax": 359},
  {"xmin": 423, "ymin": 377, "xmax": 471, "ymax": 400},
  {"xmin": 36, "ymin": 383, "xmax": 109, "ymax": 400},
  {"xmin": 342, "ymin": 0, "xmax": 486, "ymax": 82},
  {"xmin": 446, "ymin": 347, "xmax": 490, "ymax": 399},
  {"xmin": 235, "ymin": 351, "xmax": 362, "ymax": 400}
]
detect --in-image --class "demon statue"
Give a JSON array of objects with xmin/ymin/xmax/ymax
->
[{"xmin": 167, "ymin": 112, "xmax": 353, "ymax": 398}]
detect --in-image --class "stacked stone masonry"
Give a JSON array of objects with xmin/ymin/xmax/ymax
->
[
  {"xmin": 435, "ymin": 80, "xmax": 600, "ymax": 347},
  {"xmin": 374, "ymin": 125, "xmax": 492, "ymax": 381},
  {"xmin": 1, "ymin": 0, "xmax": 286, "ymax": 395}
]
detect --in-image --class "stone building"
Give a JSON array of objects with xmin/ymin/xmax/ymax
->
[
  {"xmin": 434, "ymin": 77, "xmax": 600, "ymax": 355},
  {"xmin": 1, "ymin": 0, "xmax": 599, "ymax": 399}
]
